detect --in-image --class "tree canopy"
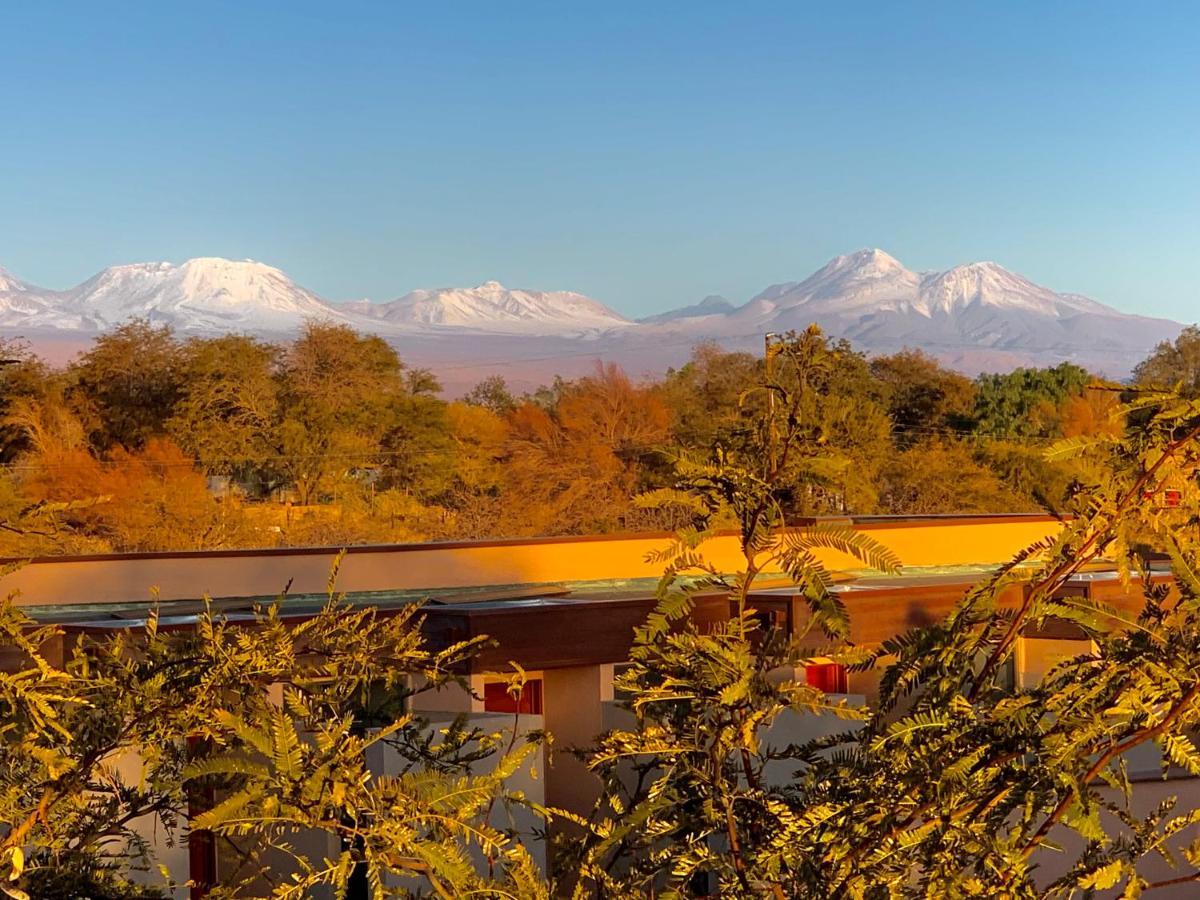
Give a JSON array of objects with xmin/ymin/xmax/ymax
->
[{"xmin": 0, "ymin": 319, "xmax": 1188, "ymax": 553}]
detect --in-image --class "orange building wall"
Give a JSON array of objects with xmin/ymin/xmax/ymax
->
[{"xmin": 0, "ymin": 516, "xmax": 1065, "ymax": 608}]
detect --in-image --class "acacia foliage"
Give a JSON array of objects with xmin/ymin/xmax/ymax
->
[
  {"xmin": 575, "ymin": 333, "xmax": 1200, "ymax": 898},
  {"xmin": 0, "ymin": 558, "xmax": 548, "ymax": 899},
  {"xmin": 575, "ymin": 328, "xmax": 903, "ymax": 897}
]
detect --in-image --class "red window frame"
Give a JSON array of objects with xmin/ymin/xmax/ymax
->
[
  {"xmin": 805, "ymin": 663, "xmax": 848, "ymax": 694},
  {"xmin": 483, "ymin": 679, "xmax": 543, "ymax": 714},
  {"xmin": 186, "ymin": 736, "xmax": 217, "ymax": 898}
]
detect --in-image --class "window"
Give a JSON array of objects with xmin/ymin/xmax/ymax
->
[
  {"xmin": 483, "ymin": 678, "xmax": 543, "ymax": 715},
  {"xmin": 804, "ymin": 662, "xmax": 848, "ymax": 694}
]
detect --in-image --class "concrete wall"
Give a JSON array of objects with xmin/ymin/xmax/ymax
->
[
  {"xmin": 367, "ymin": 712, "xmax": 548, "ymax": 877},
  {"xmin": 2, "ymin": 515, "xmax": 1064, "ymax": 607},
  {"xmin": 116, "ymin": 751, "xmax": 190, "ymax": 900},
  {"xmin": 118, "ymin": 711, "xmax": 545, "ymax": 896}
]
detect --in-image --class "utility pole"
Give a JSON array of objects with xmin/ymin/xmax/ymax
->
[{"xmin": 764, "ymin": 332, "xmax": 780, "ymax": 475}]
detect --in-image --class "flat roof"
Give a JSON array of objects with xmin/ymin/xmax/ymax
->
[
  {"xmin": 19, "ymin": 561, "xmax": 1175, "ymax": 672},
  {"xmin": 27, "ymin": 560, "xmax": 1164, "ymax": 630}
]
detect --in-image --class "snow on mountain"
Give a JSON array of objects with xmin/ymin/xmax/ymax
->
[
  {"xmin": 62, "ymin": 258, "xmax": 353, "ymax": 332},
  {"xmin": 0, "ymin": 251, "xmax": 1185, "ymax": 378},
  {"xmin": 0, "ymin": 267, "xmax": 29, "ymax": 295},
  {"xmin": 641, "ymin": 249, "xmax": 1184, "ymax": 375},
  {"xmin": 725, "ymin": 250, "xmax": 1106, "ymax": 321},
  {"xmin": 747, "ymin": 249, "xmax": 921, "ymax": 317},
  {"xmin": 0, "ymin": 268, "xmax": 80, "ymax": 329},
  {"xmin": 359, "ymin": 280, "xmax": 633, "ymax": 334},
  {"xmin": 642, "ymin": 249, "xmax": 1151, "ymax": 333}
]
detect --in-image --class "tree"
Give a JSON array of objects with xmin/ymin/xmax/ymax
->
[
  {"xmin": 501, "ymin": 363, "xmax": 673, "ymax": 535},
  {"xmin": 168, "ymin": 335, "xmax": 281, "ymax": 482},
  {"xmin": 440, "ymin": 402, "xmax": 509, "ymax": 538},
  {"xmin": 797, "ymin": 387, "xmax": 1200, "ymax": 895},
  {"xmin": 880, "ymin": 439, "xmax": 1029, "ymax": 513},
  {"xmin": 463, "ymin": 375, "xmax": 517, "ymax": 415},
  {"xmin": 975, "ymin": 438, "xmax": 1078, "ymax": 510},
  {"xmin": 1135, "ymin": 325, "xmax": 1200, "ymax": 396},
  {"xmin": 378, "ymin": 391, "xmax": 457, "ymax": 501},
  {"xmin": 661, "ymin": 343, "xmax": 761, "ymax": 449},
  {"xmin": 973, "ymin": 362, "xmax": 1092, "ymax": 438},
  {"xmin": 575, "ymin": 328, "xmax": 901, "ymax": 896},
  {"xmin": 869, "ymin": 348, "xmax": 976, "ymax": 443},
  {"xmin": 275, "ymin": 323, "xmax": 410, "ymax": 504},
  {"xmin": 19, "ymin": 438, "xmax": 244, "ymax": 552},
  {"xmin": 747, "ymin": 328, "xmax": 892, "ymax": 516},
  {"xmin": 0, "ymin": 567, "xmax": 546, "ymax": 898},
  {"xmin": 0, "ymin": 339, "xmax": 54, "ymax": 463},
  {"xmin": 1057, "ymin": 385, "xmax": 1124, "ymax": 438},
  {"xmin": 68, "ymin": 320, "xmax": 184, "ymax": 450}
]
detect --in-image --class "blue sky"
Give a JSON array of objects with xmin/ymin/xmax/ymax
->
[{"xmin": 2, "ymin": 1, "xmax": 1197, "ymax": 319}]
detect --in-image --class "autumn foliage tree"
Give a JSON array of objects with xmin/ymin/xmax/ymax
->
[
  {"xmin": 0, "ymin": 318, "xmax": 1195, "ymax": 552},
  {"xmin": 502, "ymin": 363, "xmax": 672, "ymax": 534}
]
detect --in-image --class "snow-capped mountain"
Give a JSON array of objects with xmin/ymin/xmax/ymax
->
[
  {"xmin": 351, "ymin": 280, "xmax": 632, "ymax": 334},
  {"xmin": 728, "ymin": 249, "xmax": 1112, "ymax": 321},
  {"xmin": 61, "ymin": 258, "xmax": 352, "ymax": 332},
  {"xmin": 0, "ymin": 251, "xmax": 1186, "ymax": 379},
  {"xmin": 0, "ymin": 259, "xmax": 633, "ymax": 336},
  {"xmin": 0, "ymin": 269, "xmax": 77, "ymax": 329},
  {"xmin": 645, "ymin": 249, "xmax": 1183, "ymax": 374}
]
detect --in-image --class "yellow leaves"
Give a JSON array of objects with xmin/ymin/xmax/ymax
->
[
  {"xmin": 6, "ymin": 848, "xmax": 22, "ymax": 880},
  {"xmin": 0, "ymin": 849, "xmax": 26, "ymax": 900},
  {"xmin": 270, "ymin": 709, "xmax": 304, "ymax": 780},
  {"xmin": 1062, "ymin": 797, "xmax": 1105, "ymax": 842},
  {"xmin": 869, "ymin": 712, "xmax": 950, "ymax": 752},
  {"xmin": 1160, "ymin": 732, "xmax": 1200, "ymax": 777},
  {"xmin": 1079, "ymin": 859, "xmax": 1125, "ymax": 890},
  {"xmin": 504, "ymin": 660, "xmax": 528, "ymax": 707}
]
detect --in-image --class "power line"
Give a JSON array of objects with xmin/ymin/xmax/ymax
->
[{"xmin": 0, "ymin": 427, "xmax": 1081, "ymax": 475}]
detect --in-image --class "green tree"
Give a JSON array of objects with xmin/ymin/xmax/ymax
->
[
  {"xmin": 576, "ymin": 328, "xmax": 901, "ymax": 896},
  {"xmin": 869, "ymin": 348, "xmax": 976, "ymax": 443},
  {"xmin": 168, "ymin": 334, "xmax": 281, "ymax": 481},
  {"xmin": 754, "ymin": 328, "xmax": 892, "ymax": 515},
  {"xmin": 378, "ymin": 390, "xmax": 457, "ymax": 501},
  {"xmin": 975, "ymin": 437, "xmax": 1078, "ymax": 510},
  {"xmin": 1135, "ymin": 325, "xmax": 1200, "ymax": 396},
  {"xmin": 0, "ymin": 339, "xmax": 54, "ymax": 463},
  {"xmin": 275, "ymin": 323, "xmax": 411, "ymax": 503},
  {"xmin": 661, "ymin": 342, "xmax": 762, "ymax": 449},
  {"xmin": 973, "ymin": 362, "xmax": 1092, "ymax": 438},
  {"xmin": 880, "ymin": 438, "xmax": 1029, "ymax": 513},
  {"xmin": 463, "ymin": 375, "xmax": 517, "ymax": 415},
  {"xmin": 67, "ymin": 319, "xmax": 184, "ymax": 450}
]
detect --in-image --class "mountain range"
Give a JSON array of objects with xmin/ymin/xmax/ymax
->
[{"xmin": 0, "ymin": 250, "xmax": 1185, "ymax": 386}]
